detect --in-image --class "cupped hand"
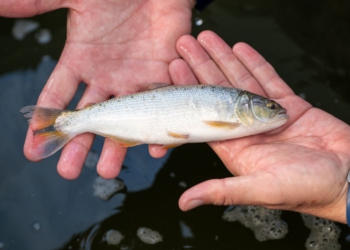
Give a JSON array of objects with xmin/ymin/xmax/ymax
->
[
  {"xmin": 5, "ymin": 0, "xmax": 194, "ymax": 179},
  {"xmin": 170, "ymin": 31, "xmax": 350, "ymax": 223}
]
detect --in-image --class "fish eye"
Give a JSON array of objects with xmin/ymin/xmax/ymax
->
[{"xmin": 267, "ymin": 102, "xmax": 277, "ymax": 109}]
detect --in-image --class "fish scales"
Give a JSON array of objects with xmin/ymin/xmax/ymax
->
[
  {"xmin": 21, "ymin": 85, "xmax": 288, "ymax": 160},
  {"xmin": 58, "ymin": 85, "xmax": 241, "ymax": 144}
]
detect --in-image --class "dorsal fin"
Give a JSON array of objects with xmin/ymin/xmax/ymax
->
[{"xmin": 136, "ymin": 83, "xmax": 171, "ymax": 92}]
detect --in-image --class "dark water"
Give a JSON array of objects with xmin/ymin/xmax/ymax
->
[{"xmin": 1, "ymin": 0, "xmax": 350, "ymax": 249}]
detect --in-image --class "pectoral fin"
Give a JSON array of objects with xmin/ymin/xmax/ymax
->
[{"xmin": 204, "ymin": 121, "xmax": 240, "ymax": 129}]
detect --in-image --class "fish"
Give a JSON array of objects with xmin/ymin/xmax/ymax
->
[{"xmin": 20, "ymin": 85, "xmax": 288, "ymax": 160}]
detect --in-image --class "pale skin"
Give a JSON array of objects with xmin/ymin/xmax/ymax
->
[
  {"xmin": 167, "ymin": 31, "xmax": 350, "ymax": 224},
  {"xmin": 0, "ymin": 0, "xmax": 194, "ymax": 179}
]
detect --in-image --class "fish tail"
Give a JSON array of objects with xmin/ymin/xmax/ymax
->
[{"xmin": 20, "ymin": 106, "xmax": 71, "ymax": 159}]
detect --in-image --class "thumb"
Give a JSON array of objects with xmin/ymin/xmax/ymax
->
[{"xmin": 179, "ymin": 174, "xmax": 280, "ymax": 211}]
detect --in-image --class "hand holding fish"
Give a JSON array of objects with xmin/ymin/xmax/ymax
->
[
  {"xmin": 2, "ymin": 0, "xmax": 194, "ymax": 179},
  {"xmin": 174, "ymin": 31, "xmax": 350, "ymax": 224}
]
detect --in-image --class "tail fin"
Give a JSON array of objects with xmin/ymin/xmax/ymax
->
[{"xmin": 20, "ymin": 106, "xmax": 71, "ymax": 160}]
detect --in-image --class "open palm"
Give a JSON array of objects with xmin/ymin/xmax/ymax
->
[
  {"xmin": 171, "ymin": 31, "xmax": 350, "ymax": 223},
  {"xmin": 3, "ymin": 0, "xmax": 194, "ymax": 179}
]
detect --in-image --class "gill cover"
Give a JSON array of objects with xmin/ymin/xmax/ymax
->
[{"xmin": 236, "ymin": 92, "xmax": 254, "ymax": 126}]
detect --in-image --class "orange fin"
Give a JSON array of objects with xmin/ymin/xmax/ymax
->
[
  {"xmin": 204, "ymin": 121, "xmax": 240, "ymax": 129},
  {"xmin": 106, "ymin": 135, "xmax": 142, "ymax": 147},
  {"xmin": 136, "ymin": 82, "xmax": 171, "ymax": 92},
  {"xmin": 167, "ymin": 131, "xmax": 189, "ymax": 139},
  {"xmin": 20, "ymin": 106, "xmax": 70, "ymax": 160},
  {"xmin": 161, "ymin": 144, "xmax": 182, "ymax": 149}
]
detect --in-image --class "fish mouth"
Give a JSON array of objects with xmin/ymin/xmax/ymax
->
[
  {"xmin": 276, "ymin": 108, "xmax": 288, "ymax": 121},
  {"xmin": 278, "ymin": 109, "xmax": 287, "ymax": 115}
]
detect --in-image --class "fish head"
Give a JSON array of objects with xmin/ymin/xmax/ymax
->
[{"xmin": 236, "ymin": 91, "xmax": 288, "ymax": 129}]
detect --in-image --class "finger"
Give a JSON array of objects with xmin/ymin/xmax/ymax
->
[
  {"xmin": 176, "ymin": 35, "xmax": 231, "ymax": 86},
  {"xmin": 97, "ymin": 139, "xmax": 127, "ymax": 179},
  {"xmin": 233, "ymin": 42, "xmax": 294, "ymax": 99},
  {"xmin": 24, "ymin": 64, "xmax": 79, "ymax": 161},
  {"xmin": 148, "ymin": 145, "xmax": 168, "ymax": 158},
  {"xmin": 1, "ymin": 0, "xmax": 67, "ymax": 17},
  {"xmin": 197, "ymin": 31, "xmax": 265, "ymax": 96},
  {"xmin": 57, "ymin": 84, "xmax": 110, "ymax": 179},
  {"xmin": 169, "ymin": 58, "xmax": 199, "ymax": 85},
  {"xmin": 179, "ymin": 174, "xmax": 282, "ymax": 211}
]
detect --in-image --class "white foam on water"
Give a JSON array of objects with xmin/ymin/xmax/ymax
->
[
  {"xmin": 222, "ymin": 205, "xmax": 288, "ymax": 241},
  {"xmin": 104, "ymin": 230, "xmax": 123, "ymax": 245},
  {"xmin": 137, "ymin": 227, "xmax": 162, "ymax": 244},
  {"xmin": 302, "ymin": 214, "xmax": 341, "ymax": 250},
  {"xmin": 93, "ymin": 177, "xmax": 124, "ymax": 200},
  {"xmin": 12, "ymin": 19, "xmax": 39, "ymax": 40},
  {"xmin": 35, "ymin": 29, "xmax": 52, "ymax": 44}
]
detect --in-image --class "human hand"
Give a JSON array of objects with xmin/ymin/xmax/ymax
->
[
  {"xmin": 170, "ymin": 31, "xmax": 350, "ymax": 223},
  {"xmin": 3, "ymin": 0, "xmax": 194, "ymax": 179}
]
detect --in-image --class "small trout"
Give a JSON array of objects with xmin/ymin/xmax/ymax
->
[{"xmin": 21, "ymin": 85, "xmax": 288, "ymax": 160}]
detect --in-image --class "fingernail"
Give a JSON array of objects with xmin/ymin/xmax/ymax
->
[{"xmin": 185, "ymin": 199, "xmax": 204, "ymax": 211}]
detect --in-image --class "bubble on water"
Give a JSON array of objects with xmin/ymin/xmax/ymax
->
[
  {"xmin": 222, "ymin": 205, "xmax": 288, "ymax": 241},
  {"xmin": 345, "ymin": 234, "xmax": 350, "ymax": 242},
  {"xmin": 104, "ymin": 230, "xmax": 124, "ymax": 245},
  {"xmin": 85, "ymin": 151, "xmax": 99, "ymax": 169},
  {"xmin": 183, "ymin": 245, "xmax": 194, "ymax": 249},
  {"xmin": 195, "ymin": 17, "xmax": 203, "ymax": 26},
  {"xmin": 12, "ymin": 19, "xmax": 39, "ymax": 40},
  {"xmin": 33, "ymin": 222, "xmax": 41, "ymax": 231},
  {"xmin": 179, "ymin": 181, "xmax": 187, "ymax": 188},
  {"xmin": 301, "ymin": 214, "xmax": 341, "ymax": 250},
  {"xmin": 179, "ymin": 221, "xmax": 194, "ymax": 238},
  {"xmin": 137, "ymin": 227, "xmax": 162, "ymax": 244},
  {"xmin": 93, "ymin": 177, "xmax": 124, "ymax": 200},
  {"xmin": 35, "ymin": 28, "xmax": 52, "ymax": 44},
  {"xmin": 298, "ymin": 92, "xmax": 306, "ymax": 99}
]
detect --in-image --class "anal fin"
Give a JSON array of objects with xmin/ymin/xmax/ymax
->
[
  {"xmin": 97, "ymin": 133, "xmax": 142, "ymax": 147},
  {"xmin": 161, "ymin": 144, "xmax": 182, "ymax": 149},
  {"xmin": 204, "ymin": 121, "xmax": 240, "ymax": 129},
  {"xmin": 108, "ymin": 136, "xmax": 141, "ymax": 147}
]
